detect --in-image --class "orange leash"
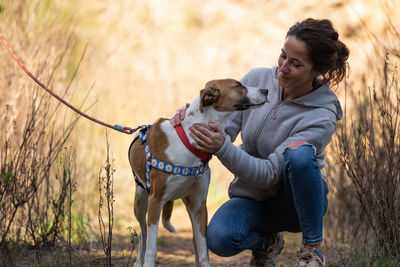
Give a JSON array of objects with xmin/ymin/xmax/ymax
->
[{"xmin": 0, "ymin": 33, "xmax": 140, "ymax": 135}]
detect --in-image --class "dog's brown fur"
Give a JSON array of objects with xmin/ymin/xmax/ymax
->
[{"xmin": 129, "ymin": 118, "xmax": 171, "ymax": 226}]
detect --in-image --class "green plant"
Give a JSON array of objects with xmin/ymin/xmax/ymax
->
[
  {"xmin": 68, "ymin": 212, "xmax": 94, "ymax": 245},
  {"xmin": 349, "ymin": 247, "xmax": 400, "ymax": 267},
  {"xmin": 157, "ymin": 236, "xmax": 167, "ymax": 247},
  {"xmin": 25, "ymin": 148, "xmax": 76, "ymax": 248}
]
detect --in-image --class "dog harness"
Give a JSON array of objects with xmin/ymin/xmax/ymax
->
[{"xmin": 135, "ymin": 124, "xmax": 211, "ymax": 193}]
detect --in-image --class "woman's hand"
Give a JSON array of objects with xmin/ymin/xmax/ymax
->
[
  {"xmin": 189, "ymin": 122, "xmax": 225, "ymax": 154},
  {"xmin": 170, "ymin": 103, "xmax": 190, "ymax": 126}
]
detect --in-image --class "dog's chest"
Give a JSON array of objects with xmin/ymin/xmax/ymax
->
[{"xmin": 160, "ymin": 121, "xmax": 202, "ymax": 166}]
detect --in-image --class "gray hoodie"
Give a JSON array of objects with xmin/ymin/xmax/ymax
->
[{"xmin": 215, "ymin": 66, "xmax": 343, "ymax": 201}]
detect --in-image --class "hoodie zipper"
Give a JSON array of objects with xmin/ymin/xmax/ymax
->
[
  {"xmin": 251, "ymin": 82, "xmax": 284, "ymax": 148},
  {"xmin": 271, "ymin": 104, "xmax": 278, "ymax": 120},
  {"xmin": 252, "ymin": 101, "xmax": 283, "ymax": 148}
]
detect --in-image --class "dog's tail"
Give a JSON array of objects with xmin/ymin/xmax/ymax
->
[{"xmin": 162, "ymin": 200, "xmax": 177, "ymax": 233}]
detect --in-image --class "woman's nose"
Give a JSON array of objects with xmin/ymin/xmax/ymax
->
[{"xmin": 281, "ymin": 60, "xmax": 291, "ymax": 73}]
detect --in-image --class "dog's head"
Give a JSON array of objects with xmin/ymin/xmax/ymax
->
[{"xmin": 199, "ymin": 79, "xmax": 268, "ymax": 113}]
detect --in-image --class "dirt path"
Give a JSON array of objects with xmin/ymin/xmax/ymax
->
[
  {"xmin": 141, "ymin": 227, "xmax": 302, "ymax": 267},
  {"xmin": 4, "ymin": 207, "xmax": 339, "ymax": 266},
  {"xmin": 5, "ymin": 230, "xmax": 334, "ymax": 267},
  {"xmin": 106, "ymin": 207, "xmax": 309, "ymax": 267}
]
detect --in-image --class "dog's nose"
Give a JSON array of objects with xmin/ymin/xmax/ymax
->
[{"xmin": 260, "ymin": 89, "xmax": 268, "ymax": 97}]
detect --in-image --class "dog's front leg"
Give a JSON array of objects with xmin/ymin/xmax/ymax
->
[
  {"xmin": 183, "ymin": 196, "xmax": 210, "ymax": 267},
  {"xmin": 183, "ymin": 173, "xmax": 211, "ymax": 267},
  {"xmin": 143, "ymin": 194, "xmax": 163, "ymax": 267}
]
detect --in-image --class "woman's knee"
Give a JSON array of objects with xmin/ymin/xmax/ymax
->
[
  {"xmin": 206, "ymin": 223, "xmax": 237, "ymax": 257},
  {"xmin": 284, "ymin": 143, "xmax": 317, "ymax": 172},
  {"xmin": 206, "ymin": 197, "xmax": 268, "ymax": 256}
]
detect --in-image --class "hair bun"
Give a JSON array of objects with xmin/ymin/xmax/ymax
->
[
  {"xmin": 333, "ymin": 32, "xmax": 339, "ymax": 41},
  {"xmin": 337, "ymin": 40, "xmax": 349, "ymax": 62}
]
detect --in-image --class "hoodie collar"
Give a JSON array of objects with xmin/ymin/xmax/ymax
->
[{"xmin": 272, "ymin": 66, "xmax": 343, "ymax": 120}]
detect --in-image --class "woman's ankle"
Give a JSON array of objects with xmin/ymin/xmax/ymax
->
[{"xmin": 304, "ymin": 243, "xmax": 321, "ymax": 249}]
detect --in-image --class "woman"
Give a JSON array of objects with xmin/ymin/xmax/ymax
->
[{"xmin": 171, "ymin": 18, "xmax": 349, "ymax": 267}]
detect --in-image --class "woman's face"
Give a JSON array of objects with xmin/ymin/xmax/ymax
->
[{"xmin": 278, "ymin": 35, "xmax": 319, "ymax": 98}]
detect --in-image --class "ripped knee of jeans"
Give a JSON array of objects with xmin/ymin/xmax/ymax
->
[
  {"xmin": 284, "ymin": 142, "xmax": 317, "ymax": 166},
  {"xmin": 287, "ymin": 140, "xmax": 309, "ymax": 149}
]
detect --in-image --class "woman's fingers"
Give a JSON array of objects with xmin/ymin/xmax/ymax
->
[
  {"xmin": 178, "ymin": 104, "xmax": 188, "ymax": 120},
  {"xmin": 189, "ymin": 123, "xmax": 224, "ymax": 153},
  {"xmin": 190, "ymin": 133, "xmax": 209, "ymax": 152},
  {"xmin": 191, "ymin": 124, "xmax": 212, "ymax": 138},
  {"xmin": 170, "ymin": 103, "xmax": 190, "ymax": 126},
  {"xmin": 208, "ymin": 122, "xmax": 222, "ymax": 134}
]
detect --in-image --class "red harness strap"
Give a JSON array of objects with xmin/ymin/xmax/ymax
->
[{"xmin": 175, "ymin": 125, "xmax": 212, "ymax": 164}]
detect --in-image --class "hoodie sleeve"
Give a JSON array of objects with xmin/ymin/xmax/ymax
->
[
  {"xmin": 222, "ymin": 112, "xmax": 242, "ymax": 143},
  {"xmin": 215, "ymin": 119, "xmax": 336, "ymax": 188}
]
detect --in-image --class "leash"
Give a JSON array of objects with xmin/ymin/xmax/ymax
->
[{"xmin": 0, "ymin": 33, "xmax": 139, "ymax": 135}]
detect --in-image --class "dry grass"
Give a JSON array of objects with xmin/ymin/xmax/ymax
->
[
  {"xmin": 1, "ymin": 0, "xmax": 400, "ymax": 266},
  {"xmin": 0, "ymin": 0, "xmax": 86, "ymax": 257}
]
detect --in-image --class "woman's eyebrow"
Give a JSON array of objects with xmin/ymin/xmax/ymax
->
[{"xmin": 281, "ymin": 49, "xmax": 303, "ymax": 64}]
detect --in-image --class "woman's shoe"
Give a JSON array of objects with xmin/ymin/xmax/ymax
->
[
  {"xmin": 249, "ymin": 233, "xmax": 284, "ymax": 267},
  {"xmin": 295, "ymin": 247, "xmax": 325, "ymax": 267}
]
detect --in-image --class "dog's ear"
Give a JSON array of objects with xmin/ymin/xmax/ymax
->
[{"xmin": 199, "ymin": 87, "xmax": 220, "ymax": 113}]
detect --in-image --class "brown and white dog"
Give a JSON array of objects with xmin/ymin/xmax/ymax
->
[{"xmin": 128, "ymin": 79, "xmax": 268, "ymax": 267}]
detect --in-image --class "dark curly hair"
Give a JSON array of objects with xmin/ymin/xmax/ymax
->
[{"xmin": 287, "ymin": 18, "xmax": 350, "ymax": 87}]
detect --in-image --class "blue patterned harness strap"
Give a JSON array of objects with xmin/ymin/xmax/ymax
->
[{"xmin": 139, "ymin": 125, "xmax": 208, "ymax": 192}]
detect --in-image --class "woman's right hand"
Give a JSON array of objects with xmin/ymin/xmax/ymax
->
[{"xmin": 170, "ymin": 103, "xmax": 190, "ymax": 126}]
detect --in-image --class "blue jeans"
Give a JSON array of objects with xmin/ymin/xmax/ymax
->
[{"xmin": 207, "ymin": 144, "xmax": 329, "ymax": 257}]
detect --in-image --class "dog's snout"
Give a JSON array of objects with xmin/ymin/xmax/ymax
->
[{"xmin": 260, "ymin": 89, "xmax": 268, "ymax": 97}]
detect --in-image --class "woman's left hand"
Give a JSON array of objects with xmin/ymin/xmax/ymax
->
[{"xmin": 189, "ymin": 122, "xmax": 225, "ymax": 154}]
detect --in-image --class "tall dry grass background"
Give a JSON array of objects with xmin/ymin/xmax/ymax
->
[{"xmin": 1, "ymin": 0, "xmax": 400, "ymax": 266}]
